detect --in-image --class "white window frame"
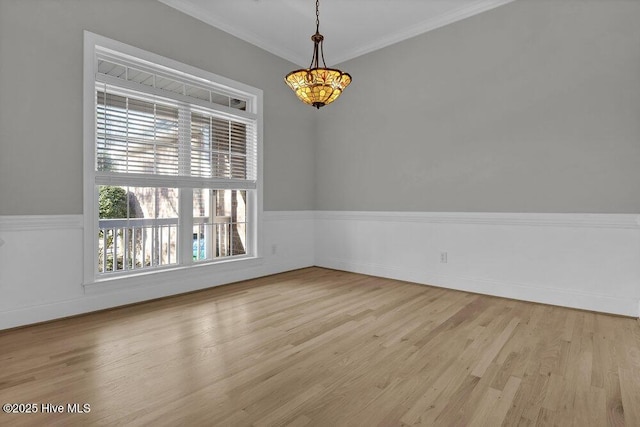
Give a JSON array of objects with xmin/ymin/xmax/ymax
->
[{"xmin": 83, "ymin": 31, "xmax": 263, "ymax": 287}]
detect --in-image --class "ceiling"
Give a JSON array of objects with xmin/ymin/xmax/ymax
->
[{"xmin": 158, "ymin": 0, "xmax": 516, "ymax": 67}]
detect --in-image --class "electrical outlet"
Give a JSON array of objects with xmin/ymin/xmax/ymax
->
[
  {"xmin": 271, "ymin": 244, "xmax": 277, "ymax": 255},
  {"xmin": 440, "ymin": 252, "xmax": 448, "ymax": 263}
]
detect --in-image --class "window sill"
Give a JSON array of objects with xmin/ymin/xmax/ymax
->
[{"xmin": 83, "ymin": 256, "xmax": 264, "ymax": 294}]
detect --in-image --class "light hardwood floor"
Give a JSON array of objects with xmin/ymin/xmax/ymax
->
[{"xmin": 1, "ymin": 267, "xmax": 639, "ymax": 426}]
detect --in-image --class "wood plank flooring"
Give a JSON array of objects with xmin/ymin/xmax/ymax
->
[{"xmin": 1, "ymin": 267, "xmax": 639, "ymax": 426}]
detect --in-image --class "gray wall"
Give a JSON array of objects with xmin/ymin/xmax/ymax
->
[
  {"xmin": 0, "ymin": 0, "xmax": 316, "ymax": 215},
  {"xmin": 315, "ymin": 0, "xmax": 640, "ymax": 213},
  {"xmin": 2, "ymin": 0, "xmax": 639, "ymax": 216}
]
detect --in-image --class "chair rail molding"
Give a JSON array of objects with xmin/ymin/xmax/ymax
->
[
  {"xmin": 0, "ymin": 215, "xmax": 84, "ymax": 231},
  {"xmin": 1, "ymin": 210, "xmax": 639, "ymax": 329}
]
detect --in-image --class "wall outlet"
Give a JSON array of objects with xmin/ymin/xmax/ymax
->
[
  {"xmin": 440, "ymin": 252, "xmax": 448, "ymax": 263},
  {"xmin": 271, "ymin": 244, "xmax": 277, "ymax": 255}
]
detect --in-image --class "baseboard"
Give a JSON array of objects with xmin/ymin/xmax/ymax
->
[
  {"xmin": 0, "ymin": 211, "xmax": 314, "ymax": 330},
  {"xmin": 0, "ymin": 255, "xmax": 313, "ymax": 330},
  {"xmin": 314, "ymin": 211, "xmax": 640, "ymax": 318},
  {"xmin": 316, "ymin": 257, "xmax": 639, "ymax": 317}
]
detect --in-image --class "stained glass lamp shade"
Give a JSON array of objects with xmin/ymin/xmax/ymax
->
[{"xmin": 284, "ymin": 1, "xmax": 351, "ymax": 109}]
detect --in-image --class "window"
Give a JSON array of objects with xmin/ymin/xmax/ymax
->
[{"xmin": 83, "ymin": 32, "xmax": 262, "ymax": 284}]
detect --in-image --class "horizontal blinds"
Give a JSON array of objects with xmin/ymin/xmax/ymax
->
[
  {"xmin": 191, "ymin": 112, "xmax": 257, "ymax": 181},
  {"xmin": 97, "ymin": 90, "xmax": 179, "ymax": 176},
  {"xmin": 96, "ymin": 84, "xmax": 257, "ymax": 187}
]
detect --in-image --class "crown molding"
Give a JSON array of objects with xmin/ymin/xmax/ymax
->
[
  {"xmin": 157, "ymin": 0, "xmax": 309, "ymax": 66},
  {"xmin": 158, "ymin": 0, "xmax": 516, "ymax": 67},
  {"xmin": 331, "ymin": 0, "xmax": 517, "ymax": 65}
]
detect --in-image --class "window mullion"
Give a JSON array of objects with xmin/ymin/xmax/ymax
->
[{"xmin": 178, "ymin": 104, "xmax": 193, "ymax": 265}]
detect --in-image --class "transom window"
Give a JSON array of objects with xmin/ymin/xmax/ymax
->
[{"xmin": 84, "ymin": 33, "xmax": 262, "ymax": 283}]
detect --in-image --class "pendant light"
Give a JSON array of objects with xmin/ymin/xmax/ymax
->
[{"xmin": 284, "ymin": 0, "xmax": 352, "ymax": 109}]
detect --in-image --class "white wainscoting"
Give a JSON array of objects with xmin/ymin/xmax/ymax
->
[
  {"xmin": 314, "ymin": 212, "xmax": 640, "ymax": 317},
  {"xmin": 0, "ymin": 211, "xmax": 315, "ymax": 330},
  {"xmin": 1, "ymin": 211, "xmax": 639, "ymax": 329}
]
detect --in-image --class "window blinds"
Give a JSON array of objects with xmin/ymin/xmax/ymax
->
[
  {"xmin": 190, "ymin": 112, "xmax": 257, "ymax": 181},
  {"xmin": 97, "ymin": 91, "xmax": 180, "ymax": 176},
  {"xmin": 94, "ymin": 52, "xmax": 258, "ymax": 189}
]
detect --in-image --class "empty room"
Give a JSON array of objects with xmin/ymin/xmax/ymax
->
[{"xmin": 1, "ymin": 0, "xmax": 639, "ymax": 425}]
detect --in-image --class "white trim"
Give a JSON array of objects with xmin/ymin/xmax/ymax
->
[
  {"xmin": 263, "ymin": 211, "xmax": 316, "ymax": 222},
  {"xmin": 331, "ymin": 0, "xmax": 517, "ymax": 65},
  {"xmin": 314, "ymin": 257, "xmax": 640, "ymax": 317},
  {"xmin": 3, "ymin": 212, "xmax": 631, "ymax": 230},
  {"xmin": 83, "ymin": 31, "xmax": 264, "ymax": 286},
  {"xmin": 94, "ymin": 172, "xmax": 257, "ymax": 190},
  {"xmin": 0, "ymin": 215, "xmax": 83, "ymax": 231},
  {"xmin": 83, "ymin": 32, "xmax": 97, "ymax": 285},
  {"xmin": 95, "ymin": 74, "xmax": 258, "ymax": 122},
  {"xmin": 1, "ymin": 210, "xmax": 638, "ymax": 329},
  {"xmin": 0, "ymin": 255, "xmax": 312, "ymax": 331},
  {"xmin": 158, "ymin": 0, "xmax": 309, "ymax": 66},
  {"xmin": 314, "ymin": 211, "xmax": 640, "ymax": 229},
  {"xmin": 254, "ymin": 88, "xmax": 264, "ymax": 260},
  {"xmin": 87, "ymin": 32, "xmax": 262, "ymax": 104},
  {"xmin": 314, "ymin": 210, "xmax": 640, "ymax": 317},
  {"xmin": 96, "ymin": 49, "xmax": 256, "ymax": 109},
  {"xmin": 0, "ymin": 211, "xmax": 313, "ymax": 330},
  {"xmin": 157, "ymin": 0, "xmax": 516, "ymax": 66},
  {"xmin": 83, "ymin": 256, "xmax": 264, "ymax": 294}
]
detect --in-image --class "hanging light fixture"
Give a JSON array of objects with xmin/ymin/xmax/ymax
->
[{"xmin": 284, "ymin": 0, "xmax": 351, "ymax": 109}]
